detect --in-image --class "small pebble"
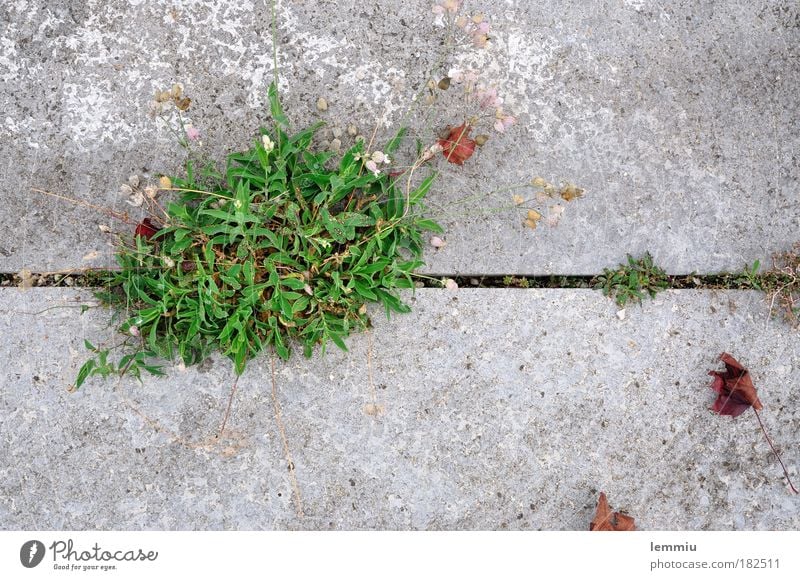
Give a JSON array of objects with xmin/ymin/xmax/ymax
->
[
  {"xmin": 330, "ymin": 138, "xmax": 342, "ymax": 152},
  {"xmin": 616, "ymin": 309, "xmax": 626, "ymax": 320},
  {"xmin": 316, "ymin": 97, "xmax": 328, "ymax": 112},
  {"xmin": 347, "ymin": 124, "xmax": 358, "ymax": 136},
  {"xmin": 331, "ymin": 127, "xmax": 343, "ymax": 138}
]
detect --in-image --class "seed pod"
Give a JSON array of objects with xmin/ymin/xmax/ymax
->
[{"xmin": 437, "ymin": 77, "xmax": 451, "ymax": 90}]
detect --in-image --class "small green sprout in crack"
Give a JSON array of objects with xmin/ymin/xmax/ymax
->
[{"xmin": 594, "ymin": 252, "xmax": 669, "ymax": 308}]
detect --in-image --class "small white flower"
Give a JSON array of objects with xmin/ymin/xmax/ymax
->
[
  {"xmin": 163, "ymin": 257, "xmax": 175, "ymax": 268},
  {"xmin": 261, "ymin": 134, "xmax": 275, "ymax": 153},
  {"xmin": 129, "ymin": 325, "xmax": 140, "ymax": 337},
  {"xmin": 233, "ymin": 199, "xmax": 243, "ymax": 209}
]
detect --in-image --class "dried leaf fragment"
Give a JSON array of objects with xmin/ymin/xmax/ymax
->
[
  {"xmin": 560, "ymin": 183, "xmax": 585, "ymax": 202},
  {"xmin": 17, "ymin": 269, "xmax": 34, "ymax": 290},
  {"xmin": 174, "ymin": 97, "xmax": 191, "ymax": 111},
  {"xmin": 134, "ymin": 218, "xmax": 161, "ymax": 240},
  {"xmin": 590, "ymin": 492, "xmax": 635, "ymax": 531}
]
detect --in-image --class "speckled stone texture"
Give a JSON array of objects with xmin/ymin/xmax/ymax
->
[
  {"xmin": 1, "ymin": 289, "xmax": 797, "ymax": 530},
  {"xmin": 1, "ymin": 0, "xmax": 798, "ymax": 274}
]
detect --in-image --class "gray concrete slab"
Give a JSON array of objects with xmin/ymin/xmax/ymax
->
[
  {"xmin": 2, "ymin": 1, "xmax": 798, "ymax": 275},
  {"xmin": 1, "ymin": 288, "xmax": 798, "ymax": 530}
]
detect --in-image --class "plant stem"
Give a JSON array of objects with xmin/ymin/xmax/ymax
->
[
  {"xmin": 217, "ymin": 374, "xmax": 241, "ymax": 439},
  {"xmin": 753, "ymin": 408, "xmax": 798, "ymax": 494}
]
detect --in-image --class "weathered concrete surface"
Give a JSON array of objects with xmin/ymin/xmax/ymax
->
[
  {"xmin": 2, "ymin": 1, "xmax": 798, "ymax": 274},
  {"xmin": 1, "ymin": 288, "xmax": 798, "ymax": 530}
]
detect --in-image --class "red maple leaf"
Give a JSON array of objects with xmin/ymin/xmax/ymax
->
[
  {"xmin": 134, "ymin": 218, "xmax": 160, "ymax": 239},
  {"xmin": 589, "ymin": 492, "xmax": 635, "ymax": 531},
  {"xmin": 438, "ymin": 123, "xmax": 477, "ymax": 165},
  {"xmin": 707, "ymin": 353, "xmax": 797, "ymax": 494},
  {"xmin": 708, "ymin": 352, "xmax": 763, "ymax": 417}
]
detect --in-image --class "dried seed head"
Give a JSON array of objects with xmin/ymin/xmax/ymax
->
[
  {"xmin": 430, "ymin": 236, "xmax": 446, "ymax": 249},
  {"xmin": 475, "ymin": 134, "xmax": 489, "ymax": 146},
  {"xmin": 316, "ymin": 97, "xmax": 328, "ymax": 111},
  {"xmin": 444, "ymin": 278, "xmax": 459, "ymax": 290},
  {"xmin": 158, "ymin": 176, "xmax": 172, "ymax": 190}
]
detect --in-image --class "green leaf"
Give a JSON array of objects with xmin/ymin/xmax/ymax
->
[
  {"xmin": 384, "ymin": 126, "xmax": 408, "ymax": 155},
  {"xmin": 409, "ymin": 173, "xmax": 436, "ymax": 206},
  {"xmin": 328, "ymin": 331, "xmax": 347, "ymax": 352},
  {"xmin": 268, "ymin": 81, "xmax": 289, "ymax": 128},
  {"xmin": 415, "ymin": 218, "xmax": 443, "ymax": 233},
  {"xmin": 75, "ymin": 359, "xmax": 96, "ymax": 390}
]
